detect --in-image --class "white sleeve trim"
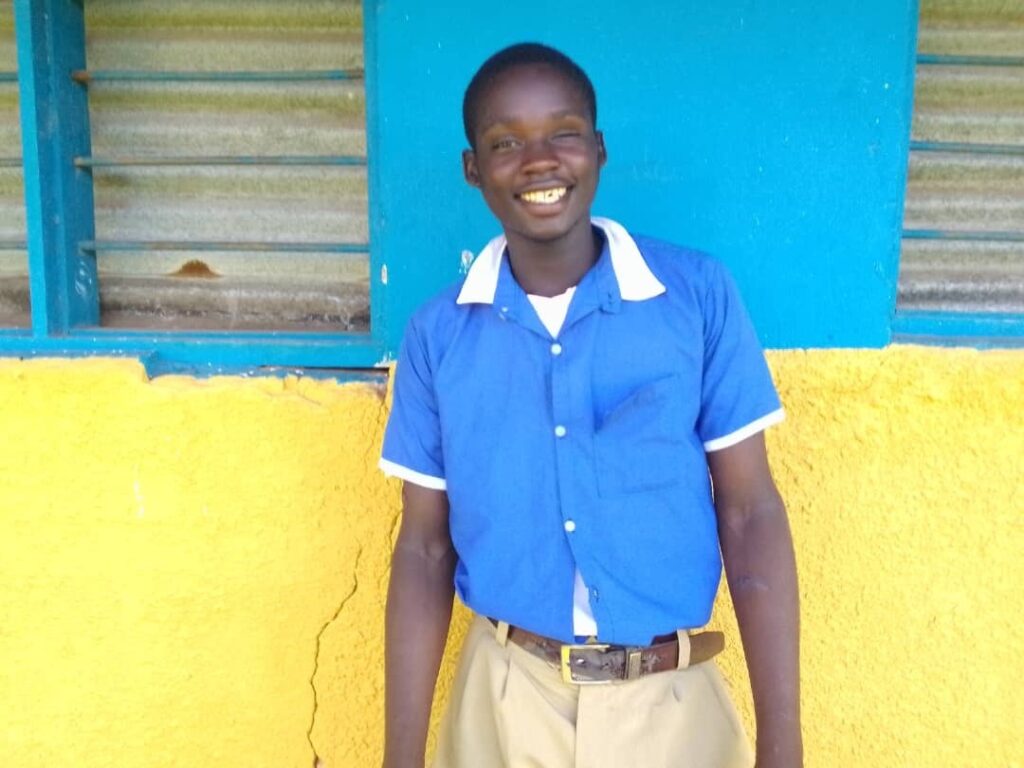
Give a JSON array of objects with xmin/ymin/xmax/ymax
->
[
  {"xmin": 378, "ymin": 458, "xmax": 448, "ymax": 490},
  {"xmin": 703, "ymin": 408, "xmax": 786, "ymax": 452}
]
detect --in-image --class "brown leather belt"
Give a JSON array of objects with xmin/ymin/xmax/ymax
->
[{"xmin": 490, "ymin": 619, "xmax": 725, "ymax": 685}]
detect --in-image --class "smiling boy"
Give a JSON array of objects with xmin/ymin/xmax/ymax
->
[{"xmin": 380, "ymin": 43, "xmax": 802, "ymax": 768}]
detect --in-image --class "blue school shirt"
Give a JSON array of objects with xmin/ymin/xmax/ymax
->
[{"xmin": 380, "ymin": 217, "xmax": 783, "ymax": 645}]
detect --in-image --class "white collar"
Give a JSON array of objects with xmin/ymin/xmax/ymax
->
[{"xmin": 455, "ymin": 217, "xmax": 666, "ymax": 305}]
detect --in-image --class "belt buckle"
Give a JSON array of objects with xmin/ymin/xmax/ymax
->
[{"xmin": 560, "ymin": 642, "xmax": 611, "ymax": 685}]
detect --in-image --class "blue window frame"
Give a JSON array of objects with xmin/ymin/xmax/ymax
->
[
  {"xmin": 0, "ymin": 0, "xmax": 389, "ymax": 374},
  {"xmin": 893, "ymin": 1, "xmax": 1024, "ymax": 347}
]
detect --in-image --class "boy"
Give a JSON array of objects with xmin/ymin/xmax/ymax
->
[{"xmin": 380, "ymin": 43, "xmax": 801, "ymax": 768}]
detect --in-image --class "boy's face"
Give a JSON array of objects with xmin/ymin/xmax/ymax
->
[{"xmin": 463, "ymin": 63, "xmax": 606, "ymax": 247}]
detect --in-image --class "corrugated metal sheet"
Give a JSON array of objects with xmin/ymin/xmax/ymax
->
[
  {"xmin": 898, "ymin": 0, "xmax": 1024, "ymax": 313},
  {"xmin": 0, "ymin": 1, "xmax": 368, "ymax": 332},
  {"xmin": 84, "ymin": 0, "xmax": 368, "ymax": 331},
  {"xmin": 0, "ymin": 1, "xmax": 27, "ymax": 328}
]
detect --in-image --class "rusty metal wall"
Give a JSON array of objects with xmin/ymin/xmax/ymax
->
[{"xmin": 899, "ymin": 0, "xmax": 1024, "ymax": 313}]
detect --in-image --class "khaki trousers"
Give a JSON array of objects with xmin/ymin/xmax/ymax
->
[{"xmin": 433, "ymin": 615, "xmax": 754, "ymax": 768}]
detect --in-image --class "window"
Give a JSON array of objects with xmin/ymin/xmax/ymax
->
[
  {"xmin": 894, "ymin": 0, "xmax": 1024, "ymax": 343},
  {"xmin": 1, "ymin": 0, "xmax": 385, "ymax": 371},
  {"xmin": 0, "ymin": 3, "xmax": 26, "ymax": 328}
]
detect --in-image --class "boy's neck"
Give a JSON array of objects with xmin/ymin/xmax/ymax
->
[{"xmin": 505, "ymin": 218, "xmax": 602, "ymax": 298}]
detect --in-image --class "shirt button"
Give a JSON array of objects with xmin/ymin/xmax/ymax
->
[
  {"xmin": 550, "ymin": 343, "xmax": 563, "ymax": 356},
  {"xmin": 564, "ymin": 519, "xmax": 576, "ymax": 533},
  {"xmin": 554, "ymin": 425, "xmax": 567, "ymax": 438}
]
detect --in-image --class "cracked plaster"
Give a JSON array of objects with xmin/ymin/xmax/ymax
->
[{"xmin": 0, "ymin": 347, "xmax": 1021, "ymax": 767}]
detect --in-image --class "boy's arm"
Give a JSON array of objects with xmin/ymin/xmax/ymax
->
[
  {"xmin": 383, "ymin": 482, "xmax": 457, "ymax": 768},
  {"xmin": 707, "ymin": 432, "xmax": 802, "ymax": 768}
]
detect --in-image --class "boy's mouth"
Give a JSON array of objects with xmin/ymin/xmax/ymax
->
[{"xmin": 517, "ymin": 186, "xmax": 569, "ymax": 206}]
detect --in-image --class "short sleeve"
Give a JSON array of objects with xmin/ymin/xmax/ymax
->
[
  {"xmin": 379, "ymin": 318, "xmax": 447, "ymax": 490},
  {"xmin": 696, "ymin": 263, "xmax": 784, "ymax": 452}
]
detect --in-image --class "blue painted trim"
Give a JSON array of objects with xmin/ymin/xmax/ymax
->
[
  {"xmin": 72, "ymin": 69, "xmax": 365, "ymax": 83},
  {"xmin": 143, "ymin": 360, "xmax": 386, "ymax": 381},
  {"xmin": 15, "ymin": 0, "xmax": 98, "ymax": 334},
  {"xmin": 903, "ymin": 229, "xmax": 1024, "ymax": 243},
  {"xmin": 363, "ymin": 0, "xmax": 389, "ymax": 358},
  {"xmin": 892, "ymin": 311, "xmax": 1024, "ymax": 347},
  {"xmin": 76, "ymin": 155, "xmax": 367, "ymax": 167},
  {"xmin": 909, "ymin": 140, "xmax": 1024, "ymax": 156},
  {"xmin": 79, "ymin": 240, "xmax": 369, "ymax": 254},
  {"xmin": 0, "ymin": 331, "xmax": 388, "ymax": 368},
  {"xmin": 917, "ymin": 54, "xmax": 1024, "ymax": 68},
  {"xmin": 74, "ymin": 328, "xmax": 375, "ymax": 343},
  {"xmin": 887, "ymin": 0, "xmax": 921, "ymax": 341}
]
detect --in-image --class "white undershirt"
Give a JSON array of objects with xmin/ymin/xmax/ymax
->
[
  {"xmin": 526, "ymin": 287, "xmax": 576, "ymax": 337},
  {"xmin": 526, "ymin": 287, "xmax": 599, "ymax": 638}
]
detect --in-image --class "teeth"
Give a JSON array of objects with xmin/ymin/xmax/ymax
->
[{"xmin": 520, "ymin": 187, "xmax": 567, "ymax": 205}]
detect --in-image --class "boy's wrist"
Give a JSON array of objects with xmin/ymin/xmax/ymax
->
[
  {"xmin": 754, "ymin": 722, "xmax": 803, "ymax": 768},
  {"xmin": 382, "ymin": 750, "xmax": 425, "ymax": 768}
]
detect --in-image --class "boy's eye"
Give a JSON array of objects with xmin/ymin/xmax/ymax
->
[
  {"xmin": 492, "ymin": 137, "xmax": 519, "ymax": 150},
  {"xmin": 553, "ymin": 130, "xmax": 581, "ymax": 140}
]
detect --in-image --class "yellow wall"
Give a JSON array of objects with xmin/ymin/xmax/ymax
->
[{"xmin": 1, "ymin": 347, "xmax": 1021, "ymax": 767}]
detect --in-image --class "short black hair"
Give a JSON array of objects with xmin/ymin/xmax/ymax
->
[{"xmin": 462, "ymin": 42, "xmax": 597, "ymax": 147}]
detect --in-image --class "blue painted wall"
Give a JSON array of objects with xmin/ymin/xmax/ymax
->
[{"xmin": 372, "ymin": 0, "xmax": 919, "ymax": 349}]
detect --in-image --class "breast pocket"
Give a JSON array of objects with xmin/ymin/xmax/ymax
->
[{"xmin": 593, "ymin": 375, "xmax": 690, "ymax": 497}]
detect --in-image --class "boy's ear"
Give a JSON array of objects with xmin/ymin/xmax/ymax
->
[
  {"xmin": 462, "ymin": 149, "xmax": 481, "ymax": 187},
  {"xmin": 595, "ymin": 131, "xmax": 607, "ymax": 167}
]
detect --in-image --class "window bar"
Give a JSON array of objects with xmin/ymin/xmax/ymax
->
[
  {"xmin": 79, "ymin": 241, "xmax": 369, "ymax": 254},
  {"xmin": 70, "ymin": 69, "xmax": 364, "ymax": 84},
  {"xmin": 902, "ymin": 230, "xmax": 1024, "ymax": 244},
  {"xmin": 916, "ymin": 54, "xmax": 1024, "ymax": 68},
  {"xmin": 909, "ymin": 141, "xmax": 1024, "ymax": 156},
  {"xmin": 0, "ymin": 157, "xmax": 23, "ymax": 167},
  {"xmin": 74, "ymin": 155, "xmax": 367, "ymax": 168},
  {"xmin": 0, "ymin": 72, "xmax": 17, "ymax": 82},
  {"xmin": 14, "ymin": 0, "xmax": 99, "ymax": 335}
]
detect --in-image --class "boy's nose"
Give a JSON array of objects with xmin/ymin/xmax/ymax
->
[{"xmin": 520, "ymin": 139, "xmax": 559, "ymax": 171}]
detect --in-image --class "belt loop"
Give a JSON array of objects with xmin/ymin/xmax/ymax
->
[
  {"xmin": 494, "ymin": 620, "xmax": 510, "ymax": 647},
  {"xmin": 676, "ymin": 630, "xmax": 691, "ymax": 669},
  {"xmin": 625, "ymin": 647, "xmax": 643, "ymax": 680}
]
